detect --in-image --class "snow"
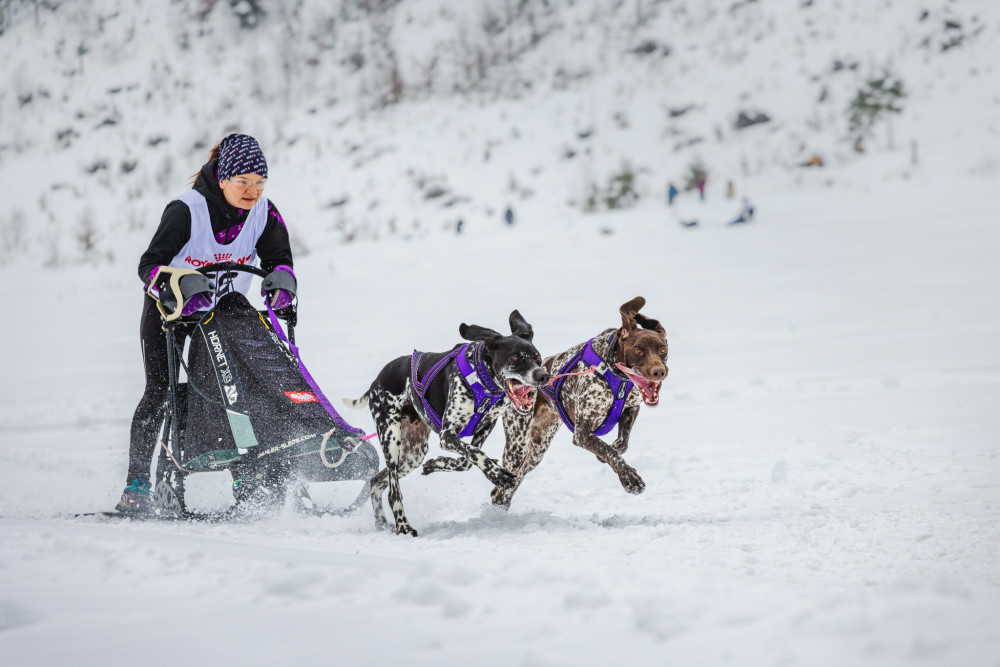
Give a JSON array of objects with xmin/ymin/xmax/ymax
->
[{"xmin": 2, "ymin": 1, "xmax": 1000, "ymax": 665}]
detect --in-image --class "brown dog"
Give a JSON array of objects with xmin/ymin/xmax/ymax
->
[{"xmin": 491, "ymin": 297, "xmax": 668, "ymax": 507}]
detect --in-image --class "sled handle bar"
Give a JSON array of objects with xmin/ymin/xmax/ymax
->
[
  {"xmin": 149, "ymin": 263, "xmax": 273, "ymax": 322},
  {"xmin": 196, "ymin": 262, "xmax": 298, "ymax": 342},
  {"xmin": 159, "ymin": 263, "xmax": 297, "ymax": 339},
  {"xmin": 193, "ymin": 262, "xmax": 270, "ymax": 279}
]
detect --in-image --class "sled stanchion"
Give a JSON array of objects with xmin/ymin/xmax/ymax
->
[
  {"xmin": 152, "ymin": 321, "xmax": 192, "ymax": 516},
  {"xmin": 285, "ymin": 307, "xmax": 297, "ymax": 346}
]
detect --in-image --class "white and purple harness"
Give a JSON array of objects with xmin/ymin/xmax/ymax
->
[
  {"xmin": 410, "ymin": 342, "xmax": 505, "ymax": 438},
  {"xmin": 540, "ymin": 333, "xmax": 634, "ymax": 437}
]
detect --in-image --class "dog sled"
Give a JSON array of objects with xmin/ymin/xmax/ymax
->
[{"xmin": 143, "ymin": 262, "xmax": 379, "ymax": 520}]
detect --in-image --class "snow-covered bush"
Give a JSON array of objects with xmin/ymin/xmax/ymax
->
[{"xmin": 587, "ymin": 164, "xmax": 640, "ymax": 212}]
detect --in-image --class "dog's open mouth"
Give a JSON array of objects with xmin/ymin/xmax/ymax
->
[
  {"xmin": 505, "ymin": 379, "xmax": 536, "ymax": 414},
  {"xmin": 615, "ymin": 363, "xmax": 663, "ymax": 406}
]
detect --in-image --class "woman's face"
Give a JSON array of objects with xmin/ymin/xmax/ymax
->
[{"xmin": 220, "ymin": 173, "xmax": 266, "ymax": 209}]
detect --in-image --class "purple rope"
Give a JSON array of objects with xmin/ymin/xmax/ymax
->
[{"xmin": 265, "ymin": 301, "xmax": 365, "ymax": 436}]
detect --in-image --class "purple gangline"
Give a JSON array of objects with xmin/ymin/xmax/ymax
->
[{"xmin": 265, "ymin": 301, "xmax": 365, "ymax": 436}]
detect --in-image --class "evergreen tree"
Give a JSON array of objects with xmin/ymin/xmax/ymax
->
[{"xmin": 848, "ymin": 72, "xmax": 906, "ymax": 152}]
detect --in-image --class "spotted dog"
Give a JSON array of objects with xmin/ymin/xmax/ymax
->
[
  {"xmin": 491, "ymin": 297, "xmax": 668, "ymax": 508},
  {"xmin": 344, "ymin": 310, "xmax": 551, "ymax": 536}
]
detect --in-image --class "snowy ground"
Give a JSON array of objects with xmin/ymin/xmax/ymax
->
[{"xmin": 2, "ymin": 164, "xmax": 999, "ymax": 665}]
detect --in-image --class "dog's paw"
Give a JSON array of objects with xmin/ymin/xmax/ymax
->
[
  {"xmin": 490, "ymin": 487, "xmax": 513, "ymax": 509},
  {"xmin": 421, "ymin": 458, "xmax": 446, "ymax": 475},
  {"xmin": 395, "ymin": 523, "xmax": 419, "ymax": 537},
  {"xmin": 611, "ymin": 437, "xmax": 629, "ymax": 454},
  {"xmin": 489, "ymin": 465, "xmax": 518, "ymax": 490},
  {"xmin": 619, "ymin": 466, "xmax": 646, "ymax": 495}
]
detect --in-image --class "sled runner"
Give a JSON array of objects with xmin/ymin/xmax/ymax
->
[{"xmin": 144, "ymin": 262, "xmax": 379, "ymax": 519}]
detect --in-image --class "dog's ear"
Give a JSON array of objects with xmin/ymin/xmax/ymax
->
[
  {"xmin": 459, "ymin": 323, "xmax": 503, "ymax": 342},
  {"xmin": 634, "ymin": 312, "xmax": 666, "ymax": 337},
  {"xmin": 619, "ymin": 296, "xmax": 645, "ymax": 339},
  {"xmin": 508, "ymin": 309, "xmax": 534, "ymax": 342}
]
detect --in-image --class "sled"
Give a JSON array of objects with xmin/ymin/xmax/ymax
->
[{"xmin": 146, "ymin": 262, "xmax": 379, "ymax": 519}]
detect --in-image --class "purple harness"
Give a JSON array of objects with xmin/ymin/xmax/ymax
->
[
  {"xmin": 411, "ymin": 342, "xmax": 505, "ymax": 438},
  {"xmin": 540, "ymin": 333, "xmax": 633, "ymax": 437}
]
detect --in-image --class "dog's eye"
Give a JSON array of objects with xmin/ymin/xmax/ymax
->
[
  {"xmin": 512, "ymin": 353, "xmax": 521, "ymax": 360},
  {"xmin": 633, "ymin": 348, "xmax": 643, "ymax": 356},
  {"xmin": 660, "ymin": 348, "xmax": 667, "ymax": 355}
]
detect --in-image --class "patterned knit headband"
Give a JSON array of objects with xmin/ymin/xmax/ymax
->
[{"xmin": 217, "ymin": 133, "xmax": 268, "ymax": 181}]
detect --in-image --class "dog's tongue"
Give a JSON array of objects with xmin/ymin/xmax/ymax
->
[
  {"xmin": 506, "ymin": 380, "xmax": 534, "ymax": 411},
  {"xmin": 614, "ymin": 362, "xmax": 650, "ymax": 387},
  {"xmin": 615, "ymin": 363, "xmax": 661, "ymax": 406}
]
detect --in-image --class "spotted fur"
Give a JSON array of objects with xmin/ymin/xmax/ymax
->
[
  {"xmin": 346, "ymin": 310, "xmax": 551, "ymax": 536},
  {"xmin": 492, "ymin": 297, "xmax": 669, "ymax": 508}
]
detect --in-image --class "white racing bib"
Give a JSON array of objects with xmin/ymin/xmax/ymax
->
[{"xmin": 168, "ymin": 190, "xmax": 268, "ymax": 308}]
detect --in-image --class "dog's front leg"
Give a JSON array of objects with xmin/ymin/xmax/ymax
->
[
  {"xmin": 422, "ymin": 418, "xmax": 494, "ymax": 475},
  {"xmin": 573, "ymin": 426, "xmax": 645, "ymax": 495},
  {"xmin": 492, "ymin": 402, "xmax": 561, "ymax": 508},
  {"xmin": 438, "ymin": 425, "xmax": 517, "ymax": 490},
  {"xmin": 611, "ymin": 406, "xmax": 639, "ymax": 454},
  {"xmin": 421, "ymin": 453, "xmax": 472, "ymax": 475}
]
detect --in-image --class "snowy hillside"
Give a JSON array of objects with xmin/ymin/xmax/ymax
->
[
  {"xmin": 1, "ymin": 0, "xmax": 998, "ymax": 262},
  {"xmin": 2, "ymin": 1, "xmax": 1000, "ymax": 666}
]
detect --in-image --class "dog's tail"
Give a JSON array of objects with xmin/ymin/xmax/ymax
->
[{"xmin": 342, "ymin": 391, "xmax": 370, "ymax": 410}]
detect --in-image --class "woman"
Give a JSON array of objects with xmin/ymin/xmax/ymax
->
[{"xmin": 117, "ymin": 133, "xmax": 296, "ymax": 512}]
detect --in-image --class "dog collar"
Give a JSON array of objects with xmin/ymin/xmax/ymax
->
[{"xmin": 602, "ymin": 332, "xmax": 631, "ymax": 381}]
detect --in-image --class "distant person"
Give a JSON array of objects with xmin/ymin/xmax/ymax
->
[
  {"xmin": 456, "ymin": 218, "xmax": 464, "ymax": 234},
  {"xmin": 671, "ymin": 195, "xmax": 698, "ymax": 228},
  {"xmin": 729, "ymin": 197, "xmax": 756, "ymax": 225},
  {"xmin": 667, "ymin": 182, "xmax": 678, "ymax": 206},
  {"xmin": 504, "ymin": 207, "xmax": 514, "ymax": 226},
  {"xmin": 117, "ymin": 133, "xmax": 295, "ymax": 513},
  {"xmin": 725, "ymin": 180, "xmax": 735, "ymax": 198},
  {"xmin": 696, "ymin": 173, "xmax": 707, "ymax": 201}
]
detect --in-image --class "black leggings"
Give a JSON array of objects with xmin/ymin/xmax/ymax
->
[{"xmin": 125, "ymin": 296, "xmax": 194, "ymax": 484}]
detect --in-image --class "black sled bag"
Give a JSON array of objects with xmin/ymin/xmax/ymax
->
[{"xmin": 179, "ymin": 292, "xmax": 377, "ymax": 483}]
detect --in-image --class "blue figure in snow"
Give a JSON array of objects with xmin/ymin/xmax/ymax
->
[
  {"xmin": 729, "ymin": 198, "xmax": 756, "ymax": 225},
  {"xmin": 667, "ymin": 182, "xmax": 678, "ymax": 206},
  {"xmin": 504, "ymin": 207, "xmax": 514, "ymax": 226}
]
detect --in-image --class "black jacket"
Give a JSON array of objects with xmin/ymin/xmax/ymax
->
[{"xmin": 137, "ymin": 159, "xmax": 294, "ymax": 284}]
